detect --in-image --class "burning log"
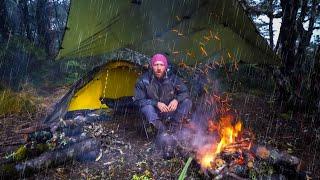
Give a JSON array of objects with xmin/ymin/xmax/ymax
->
[
  {"xmin": 222, "ymin": 140, "xmax": 251, "ymax": 154},
  {"xmin": 201, "ymin": 144, "xmax": 304, "ymax": 179},
  {"xmin": 191, "ymin": 111, "xmax": 307, "ymax": 179}
]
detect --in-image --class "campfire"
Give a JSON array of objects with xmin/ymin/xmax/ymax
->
[
  {"xmin": 197, "ymin": 114, "xmax": 250, "ymax": 170},
  {"xmin": 193, "ymin": 113, "xmax": 257, "ymax": 179},
  {"xmin": 174, "ymin": 94, "xmax": 303, "ymax": 179}
]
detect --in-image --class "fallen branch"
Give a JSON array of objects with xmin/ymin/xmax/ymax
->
[{"xmin": 0, "ymin": 138, "xmax": 100, "ymax": 178}]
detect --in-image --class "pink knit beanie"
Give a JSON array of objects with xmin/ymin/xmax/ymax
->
[{"xmin": 151, "ymin": 54, "xmax": 168, "ymax": 68}]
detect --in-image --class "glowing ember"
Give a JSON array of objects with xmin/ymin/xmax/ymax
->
[
  {"xmin": 197, "ymin": 114, "xmax": 243, "ymax": 169},
  {"xmin": 197, "ymin": 144, "xmax": 217, "ymax": 169},
  {"xmin": 200, "ymin": 46, "xmax": 208, "ymax": 56}
]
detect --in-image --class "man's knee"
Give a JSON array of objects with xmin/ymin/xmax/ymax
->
[
  {"xmin": 141, "ymin": 105, "xmax": 159, "ymax": 122},
  {"xmin": 141, "ymin": 105, "xmax": 156, "ymax": 113},
  {"xmin": 182, "ymin": 98, "xmax": 192, "ymax": 108},
  {"xmin": 178, "ymin": 98, "xmax": 192, "ymax": 114}
]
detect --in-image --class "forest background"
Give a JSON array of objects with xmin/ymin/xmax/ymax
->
[{"xmin": 0, "ymin": 0, "xmax": 319, "ymax": 129}]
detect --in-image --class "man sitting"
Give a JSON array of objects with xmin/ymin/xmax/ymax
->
[{"xmin": 134, "ymin": 53, "xmax": 192, "ymax": 133}]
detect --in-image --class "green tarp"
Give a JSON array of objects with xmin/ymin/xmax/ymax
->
[{"xmin": 57, "ymin": 0, "xmax": 279, "ymax": 65}]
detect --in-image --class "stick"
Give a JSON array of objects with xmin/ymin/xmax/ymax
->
[{"xmin": 225, "ymin": 172, "xmax": 247, "ymax": 180}]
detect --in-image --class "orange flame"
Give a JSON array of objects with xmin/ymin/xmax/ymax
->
[{"xmin": 197, "ymin": 115, "xmax": 243, "ymax": 169}]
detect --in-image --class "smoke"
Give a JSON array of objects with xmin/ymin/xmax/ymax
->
[
  {"xmin": 154, "ymin": 60, "xmax": 227, "ymax": 158},
  {"xmin": 155, "ymin": 92, "xmax": 222, "ymax": 158}
]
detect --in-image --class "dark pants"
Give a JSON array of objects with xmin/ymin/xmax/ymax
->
[{"xmin": 141, "ymin": 99, "xmax": 192, "ymax": 124}]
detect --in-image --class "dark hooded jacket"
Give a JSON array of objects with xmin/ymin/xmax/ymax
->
[{"xmin": 134, "ymin": 70, "xmax": 189, "ymax": 108}]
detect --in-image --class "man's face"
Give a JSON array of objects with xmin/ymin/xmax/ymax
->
[{"xmin": 152, "ymin": 61, "xmax": 166, "ymax": 79}]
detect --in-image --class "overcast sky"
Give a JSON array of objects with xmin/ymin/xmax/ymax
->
[{"xmin": 254, "ymin": 4, "xmax": 319, "ymax": 46}]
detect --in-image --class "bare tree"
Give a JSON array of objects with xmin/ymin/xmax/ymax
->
[
  {"xmin": 0, "ymin": 0, "xmax": 10, "ymax": 40},
  {"xmin": 296, "ymin": 0, "xmax": 319, "ymax": 67},
  {"xmin": 276, "ymin": 0, "xmax": 300, "ymax": 73},
  {"xmin": 36, "ymin": 0, "xmax": 51, "ymax": 55},
  {"xmin": 241, "ymin": 0, "xmax": 320, "ymax": 109},
  {"xmin": 18, "ymin": 0, "xmax": 33, "ymax": 41}
]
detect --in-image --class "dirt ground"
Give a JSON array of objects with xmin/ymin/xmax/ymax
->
[{"xmin": 0, "ymin": 91, "xmax": 319, "ymax": 179}]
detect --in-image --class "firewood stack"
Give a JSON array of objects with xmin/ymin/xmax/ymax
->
[{"xmin": 0, "ymin": 114, "xmax": 104, "ymax": 178}]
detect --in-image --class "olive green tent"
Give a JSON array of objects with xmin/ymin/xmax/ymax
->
[
  {"xmin": 57, "ymin": 0, "xmax": 279, "ymax": 65},
  {"xmin": 46, "ymin": 0, "xmax": 279, "ymax": 123}
]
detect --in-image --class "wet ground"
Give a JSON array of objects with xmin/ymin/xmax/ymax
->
[{"xmin": 1, "ymin": 92, "xmax": 319, "ymax": 179}]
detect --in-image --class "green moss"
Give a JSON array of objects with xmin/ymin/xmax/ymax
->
[
  {"xmin": 13, "ymin": 146, "xmax": 28, "ymax": 161},
  {"xmin": 5, "ymin": 143, "xmax": 50, "ymax": 164},
  {"xmin": 132, "ymin": 170, "xmax": 152, "ymax": 180}
]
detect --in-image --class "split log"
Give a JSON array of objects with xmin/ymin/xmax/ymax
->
[
  {"xmin": 223, "ymin": 142, "xmax": 251, "ymax": 154},
  {"xmin": 0, "ymin": 138, "xmax": 100, "ymax": 178},
  {"xmin": 16, "ymin": 109, "xmax": 114, "ymax": 136},
  {"xmin": 15, "ymin": 122, "xmax": 50, "ymax": 134},
  {"xmin": 252, "ymin": 146, "xmax": 300, "ymax": 169},
  {"xmin": 1, "ymin": 143, "xmax": 50, "ymax": 165},
  {"xmin": 14, "ymin": 115, "xmax": 108, "ymax": 145},
  {"xmin": 215, "ymin": 172, "xmax": 247, "ymax": 180}
]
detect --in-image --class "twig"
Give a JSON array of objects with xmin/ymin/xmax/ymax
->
[{"xmin": 225, "ymin": 172, "xmax": 247, "ymax": 180}]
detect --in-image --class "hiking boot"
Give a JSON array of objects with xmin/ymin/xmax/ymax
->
[
  {"xmin": 182, "ymin": 117, "xmax": 192, "ymax": 123},
  {"xmin": 152, "ymin": 120, "xmax": 167, "ymax": 134},
  {"xmin": 163, "ymin": 145, "xmax": 175, "ymax": 159},
  {"xmin": 168, "ymin": 122, "xmax": 182, "ymax": 132}
]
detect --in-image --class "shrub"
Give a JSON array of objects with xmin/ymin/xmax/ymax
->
[{"xmin": 0, "ymin": 88, "xmax": 37, "ymax": 116}]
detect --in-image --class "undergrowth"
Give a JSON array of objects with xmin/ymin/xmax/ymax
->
[{"xmin": 0, "ymin": 85, "xmax": 39, "ymax": 116}]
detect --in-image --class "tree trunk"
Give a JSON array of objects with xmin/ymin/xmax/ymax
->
[
  {"xmin": 36, "ymin": 0, "xmax": 51, "ymax": 55},
  {"xmin": 19, "ymin": 0, "xmax": 33, "ymax": 41},
  {"xmin": 268, "ymin": 0, "xmax": 274, "ymax": 49},
  {"xmin": 296, "ymin": 0, "xmax": 317, "ymax": 66},
  {"xmin": 278, "ymin": 0, "xmax": 300, "ymax": 74},
  {"xmin": 316, "ymin": 46, "xmax": 320, "ymax": 64},
  {"xmin": 0, "ymin": 0, "xmax": 10, "ymax": 40},
  {"xmin": 313, "ymin": 45, "xmax": 320, "ymax": 98}
]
